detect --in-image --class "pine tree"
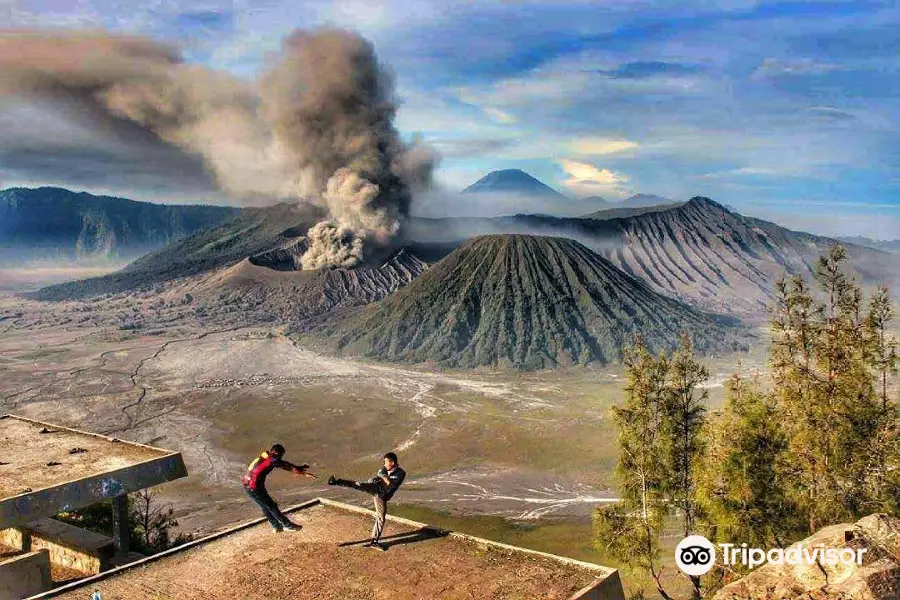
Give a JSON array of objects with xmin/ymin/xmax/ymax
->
[
  {"xmin": 595, "ymin": 336, "xmax": 709, "ymax": 600},
  {"xmin": 663, "ymin": 334, "xmax": 709, "ymax": 598},
  {"xmin": 600, "ymin": 247, "xmax": 897, "ymax": 596},
  {"xmin": 766, "ymin": 245, "xmax": 897, "ymax": 531},
  {"xmin": 595, "ymin": 339, "xmax": 672, "ymax": 598},
  {"xmin": 859, "ymin": 286, "xmax": 900, "ymax": 514},
  {"xmin": 700, "ymin": 369, "xmax": 800, "ymax": 550},
  {"xmin": 865, "ymin": 286, "xmax": 898, "ymax": 412}
]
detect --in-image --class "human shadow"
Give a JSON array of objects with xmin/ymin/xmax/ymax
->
[{"xmin": 338, "ymin": 527, "xmax": 450, "ymax": 550}]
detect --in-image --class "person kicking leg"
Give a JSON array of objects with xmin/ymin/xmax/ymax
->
[{"xmin": 328, "ymin": 452, "xmax": 406, "ymax": 550}]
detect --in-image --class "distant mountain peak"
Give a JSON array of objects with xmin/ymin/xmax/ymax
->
[
  {"xmin": 616, "ymin": 193, "xmax": 676, "ymax": 208},
  {"xmin": 462, "ymin": 169, "xmax": 568, "ymax": 198},
  {"xmin": 581, "ymin": 195, "xmax": 611, "ymax": 208},
  {"xmin": 310, "ymin": 233, "xmax": 742, "ymax": 369},
  {"xmin": 684, "ymin": 196, "xmax": 728, "ymax": 211}
]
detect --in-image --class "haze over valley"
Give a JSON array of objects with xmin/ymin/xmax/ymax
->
[
  {"xmin": 1, "ymin": 5, "xmax": 898, "ymax": 598},
  {"xmin": 2, "ymin": 172, "xmax": 893, "ymax": 541}
]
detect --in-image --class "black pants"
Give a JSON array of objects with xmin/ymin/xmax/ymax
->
[
  {"xmin": 332, "ymin": 478, "xmax": 388, "ymax": 541},
  {"xmin": 244, "ymin": 486, "xmax": 291, "ymax": 530}
]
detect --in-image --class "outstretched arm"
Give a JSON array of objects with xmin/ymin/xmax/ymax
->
[{"xmin": 282, "ymin": 461, "xmax": 318, "ymax": 479}]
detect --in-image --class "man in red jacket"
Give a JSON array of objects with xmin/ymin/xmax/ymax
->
[{"xmin": 243, "ymin": 444, "xmax": 317, "ymax": 532}]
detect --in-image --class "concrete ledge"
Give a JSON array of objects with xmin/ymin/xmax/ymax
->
[
  {"xmin": 25, "ymin": 519, "xmax": 114, "ymax": 553},
  {"xmin": 1, "ymin": 454, "xmax": 188, "ymax": 531},
  {"xmin": 0, "ymin": 415, "xmax": 188, "ymax": 530},
  {"xmin": 24, "ymin": 519, "xmax": 114, "ymax": 574},
  {"xmin": 0, "ymin": 550, "xmax": 52, "ymax": 600},
  {"xmin": 570, "ymin": 571, "xmax": 626, "ymax": 600}
]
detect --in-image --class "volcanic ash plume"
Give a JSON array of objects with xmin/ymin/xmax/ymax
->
[{"xmin": 0, "ymin": 28, "xmax": 436, "ymax": 269}]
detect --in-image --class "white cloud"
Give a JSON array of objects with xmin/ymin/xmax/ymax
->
[
  {"xmin": 697, "ymin": 166, "xmax": 808, "ymax": 180},
  {"xmin": 571, "ymin": 137, "xmax": 639, "ymax": 156},
  {"xmin": 482, "ymin": 106, "xmax": 517, "ymax": 124},
  {"xmin": 752, "ymin": 57, "xmax": 846, "ymax": 78},
  {"xmin": 557, "ymin": 158, "xmax": 629, "ymax": 197}
]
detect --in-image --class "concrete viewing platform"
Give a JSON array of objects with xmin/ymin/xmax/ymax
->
[
  {"xmin": 41, "ymin": 499, "xmax": 625, "ymax": 600},
  {"xmin": 1, "ymin": 415, "xmax": 623, "ymax": 599},
  {"xmin": 0, "ymin": 415, "xmax": 188, "ymax": 530},
  {"xmin": 1, "ymin": 414, "xmax": 188, "ymax": 599}
]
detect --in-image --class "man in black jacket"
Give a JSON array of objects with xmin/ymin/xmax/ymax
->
[{"xmin": 328, "ymin": 452, "xmax": 406, "ymax": 550}]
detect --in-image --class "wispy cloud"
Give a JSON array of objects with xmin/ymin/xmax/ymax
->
[
  {"xmin": 598, "ymin": 60, "xmax": 702, "ymax": 80},
  {"xmin": 571, "ymin": 138, "xmax": 639, "ymax": 156},
  {"xmin": 557, "ymin": 158, "xmax": 629, "ymax": 198},
  {"xmin": 697, "ymin": 166, "xmax": 803, "ymax": 180},
  {"xmin": 482, "ymin": 106, "xmax": 517, "ymax": 124},
  {"xmin": 752, "ymin": 57, "xmax": 846, "ymax": 78},
  {"xmin": 0, "ymin": 0, "xmax": 897, "ymax": 236}
]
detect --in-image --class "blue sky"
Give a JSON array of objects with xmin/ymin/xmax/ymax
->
[{"xmin": 2, "ymin": 0, "xmax": 899, "ymax": 238}]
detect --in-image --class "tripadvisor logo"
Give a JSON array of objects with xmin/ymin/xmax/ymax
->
[
  {"xmin": 675, "ymin": 534, "xmax": 869, "ymax": 575},
  {"xmin": 675, "ymin": 535, "xmax": 716, "ymax": 576}
]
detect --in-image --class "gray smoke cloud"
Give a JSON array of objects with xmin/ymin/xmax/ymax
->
[{"xmin": 0, "ymin": 28, "xmax": 436, "ymax": 269}]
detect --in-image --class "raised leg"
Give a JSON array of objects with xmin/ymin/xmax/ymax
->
[{"xmin": 332, "ymin": 477, "xmax": 380, "ymax": 495}]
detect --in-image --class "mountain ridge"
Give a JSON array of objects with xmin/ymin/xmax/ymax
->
[
  {"xmin": 33, "ymin": 203, "xmax": 320, "ymax": 300},
  {"xmin": 0, "ymin": 187, "xmax": 240, "ymax": 264},
  {"xmin": 32, "ymin": 192, "xmax": 898, "ymax": 322},
  {"xmin": 304, "ymin": 234, "xmax": 745, "ymax": 370},
  {"xmin": 581, "ymin": 202, "xmax": 683, "ymax": 220},
  {"xmin": 837, "ymin": 235, "xmax": 900, "ymax": 254},
  {"xmin": 407, "ymin": 197, "xmax": 899, "ymax": 317},
  {"xmin": 618, "ymin": 193, "xmax": 673, "ymax": 207}
]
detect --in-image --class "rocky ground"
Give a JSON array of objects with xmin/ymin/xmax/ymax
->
[{"xmin": 715, "ymin": 514, "xmax": 900, "ymax": 600}]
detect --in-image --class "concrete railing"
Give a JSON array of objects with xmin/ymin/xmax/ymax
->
[
  {"xmin": 1, "ymin": 518, "xmax": 117, "ymax": 575},
  {"xmin": 0, "ymin": 549, "xmax": 52, "ymax": 600}
]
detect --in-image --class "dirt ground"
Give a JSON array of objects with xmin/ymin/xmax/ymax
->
[
  {"xmin": 54, "ymin": 503, "xmax": 604, "ymax": 600},
  {"xmin": 0, "ymin": 292, "xmax": 763, "ymax": 540}
]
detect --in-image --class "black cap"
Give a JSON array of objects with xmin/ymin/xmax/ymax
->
[{"xmin": 271, "ymin": 444, "xmax": 285, "ymax": 456}]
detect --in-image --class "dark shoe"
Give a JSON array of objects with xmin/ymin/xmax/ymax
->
[
  {"xmin": 283, "ymin": 523, "xmax": 303, "ymax": 532},
  {"xmin": 327, "ymin": 475, "xmax": 337, "ymax": 485},
  {"xmin": 368, "ymin": 541, "xmax": 387, "ymax": 551}
]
